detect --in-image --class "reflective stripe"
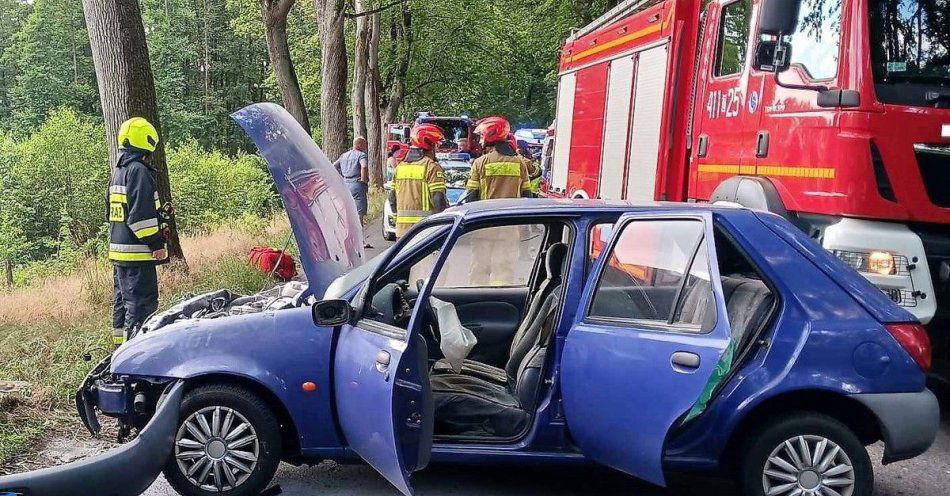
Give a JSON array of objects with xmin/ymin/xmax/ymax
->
[
  {"xmin": 128, "ymin": 218, "xmax": 159, "ymax": 232},
  {"xmin": 484, "ymin": 162, "xmax": 522, "ymax": 177},
  {"xmin": 396, "ymin": 215, "xmax": 425, "ymax": 225},
  {"xmin": 395, "ymin": 164, "xmax": 426, "ymax": 180},
  {"xmin": 110, "ymin": 193, "xmax": 127, "ymax": 203},
  {"xmin": 134, "ymin": 226, "xmax": 160, "ymax": 238},
  {"xmin": 466, "ymin": 179, "xmax": 480, "ymax": 190},
  {"xmin": 109, "ymin": 251, "xmax": 158, "ymax": 262},
  {"xmin": 110, "ymin": 185, "xmax": 127, "ymax": 194},
  {"xmin": 427, "ymin": 181, "xmax": 446, "ymax": 191},
  {"xmin": 109, "ymin": 243, "xmax": 152, "ymax": 253},
  {"xmin": 521, "ymin": 180, "xmax": 531, "ymax": 191}
]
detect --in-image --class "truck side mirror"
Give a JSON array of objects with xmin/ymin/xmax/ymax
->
[
  {"xmin": 758, "ymin": 0, "xmax": 802, "ymax": 35},
  {"xmin": 753, "ymin": 38, "xmax": 792, "ymax": 73},
  {"xmin": 312, "ymin": 299, "xmax": 353, "ymax": 326}
]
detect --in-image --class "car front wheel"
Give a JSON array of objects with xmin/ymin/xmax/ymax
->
[
  {"xmin": 739, "ymin": 412, "xmax": 873, "ymax": 496},
  {"xmin": 163, "ymin": 384, "xmax": 282, "ymax": 496}
]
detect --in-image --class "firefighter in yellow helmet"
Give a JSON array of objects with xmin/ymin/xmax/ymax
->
[
  {"xmin": 108, "ymin": 117, "xmax": 169, "ymax": 346},
  {"xmin": 391, "ymin": 123, "xmax": 449, "ymax": 238},
  {"xmin": 463, "ymin": 117, "xmax": 532, "ymax": 286}
]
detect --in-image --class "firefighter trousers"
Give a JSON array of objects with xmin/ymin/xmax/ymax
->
[{"xmin": 113, "ymin": 265, "xmax": 159, "ymax": 336}]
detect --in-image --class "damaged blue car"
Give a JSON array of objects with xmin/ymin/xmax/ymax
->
[{"xmin": 0, "ymin": 103, "xmax": 939, "ymax": 496}]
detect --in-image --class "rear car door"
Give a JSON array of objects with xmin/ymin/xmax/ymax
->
[
  {"xmin": 560, "ymin": 212, "xmax": 732, "ymax": 486},
  {"xmin": 333, "ymin": 222, "xmax": 455, "ymax": 495}
]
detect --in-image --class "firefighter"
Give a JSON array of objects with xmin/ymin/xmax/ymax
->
[
  {"xmin": 392, "ymin": 123, "xmax": 449, "ymax": 238},
  {"xmin": 515, "ymin": 137, "xmax": 542, "ymax": 197},
  {"xmin": 108, "ymin": 117, "xmax": 169, "ymax": 346},
  {"xmin": 463, "ymin": 117, "xmax": 532, "ymax": 286}
]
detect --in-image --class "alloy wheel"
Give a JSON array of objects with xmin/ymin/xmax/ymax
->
[
  {"xmin": 175, "ymin": 406, "xmax": 260, "ymax": 492},
  {"xmin": 762, "ymin": 434, "xmax": 855, "ymax": 496}
]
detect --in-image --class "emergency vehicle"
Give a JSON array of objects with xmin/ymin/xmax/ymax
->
[
  {"xmin": 387, "ymin": 113, "xmax": 481, "ymax": 160},
  {"xmin": 543, "ymin": 0, "xmax": 950, "ymax": 366}
]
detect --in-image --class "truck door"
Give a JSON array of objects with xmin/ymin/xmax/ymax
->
[
  {"xmin": 689, "ymin": 0, "xmax": 760, "ymax": 198},
  {"xmin": 560, "ymin": 212, "xmax": 731, "ymax": 486}
]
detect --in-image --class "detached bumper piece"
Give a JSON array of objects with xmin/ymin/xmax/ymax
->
[{"xmin": 0, "ymin": 381, "xmax": 184, "ymax": 496}]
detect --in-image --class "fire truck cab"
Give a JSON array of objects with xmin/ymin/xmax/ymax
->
[{"xmin": 545, "ymin": 0, "xmax": 950, "ymax": 361}]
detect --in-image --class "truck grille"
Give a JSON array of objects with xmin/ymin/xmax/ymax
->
[{"xmin": 914, "ymin": 144, "xmax": 950, "ymax": 208}]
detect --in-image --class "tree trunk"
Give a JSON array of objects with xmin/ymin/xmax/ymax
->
[
  {"xmin": 4, "ymin": 260, "xmax": 12, "ymax": 289},
  {"xmin": 351, "ymin": 0, "xmax": 369, "ymax": 141},
  {"xmin": 315, "ymin": 0, "xmax": 349, "ymax": 160},
  {"xmin": 81, "ymin": 0, "xmax": 186, "ymax": 264},
  {"xmin": 381, "ymin": 3, "xmax": 411, "ymax": 124},
  {"xmin": 365, "ymin": 11, "xmax": 384, "ymax": 187},
  {"xmin": 262, "ymin": 0, "xmax": 311, "ymax": 133}
]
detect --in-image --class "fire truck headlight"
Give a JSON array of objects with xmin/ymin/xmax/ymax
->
[
  {"xmin": 832, "ymin": 249, "xmax": 898, "ymax": 275},
  {"xmin": 868, "ymin": 251, "xmax": 896, "ymax": 275}
]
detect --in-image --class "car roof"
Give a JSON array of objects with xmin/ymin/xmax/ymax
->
[{"xmin": 443, "ymin": 198, "xmax": 751, "ymax": 221}]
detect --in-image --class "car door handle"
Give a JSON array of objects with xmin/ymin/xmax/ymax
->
[{"xmin": 671, "ymin": 352, "xmax": 701, "ymax": 370}]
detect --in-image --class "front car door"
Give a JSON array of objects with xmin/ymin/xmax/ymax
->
[
  {"xmin": 333, "ymin": 221, "xmax": 456, "ymax": 495},
  {"xmin": 560, "ymin": 211, "xmax": 732, "ymax": 486}
]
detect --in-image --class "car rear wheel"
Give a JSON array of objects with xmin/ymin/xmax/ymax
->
[
  {"xmin": 163, "ymin": 385, "xmax": 281, "ymax": 496},
  {"xmin": 738, "ymin": 412, "xmax": 872, "ymax": 496}
]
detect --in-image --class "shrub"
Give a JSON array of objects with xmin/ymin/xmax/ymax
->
[{"xmin": 166, "ymin": 141, "xmax": 276, "ymax": 234}]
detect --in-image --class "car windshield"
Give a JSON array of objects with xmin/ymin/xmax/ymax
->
[
  {"xmin": 425, "ymin": 118, "xmax": 469, "ymax": 142},
  {"xmin": 868, "ymin": 0, "xmax": 949, "ymax": 103}
]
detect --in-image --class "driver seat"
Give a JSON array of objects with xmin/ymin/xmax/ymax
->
[{"xmin": 430, "ymin": 242, "xmax": 568, "ymax": 384}]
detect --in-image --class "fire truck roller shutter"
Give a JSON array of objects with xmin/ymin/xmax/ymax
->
[
  {"xmin": 551, "ymin": 72, "xmax": 576, "ymax": 194},
  {"xmin": 599, "ymin": 55, "xmax": 636, "ymax": 200},
  {"xmin": 625, "ymin": 44, "xmax": 669, "ymax": 202}
]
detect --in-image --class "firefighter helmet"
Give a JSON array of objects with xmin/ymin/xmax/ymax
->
[
  {"xmin": 117, "ymin": 117, "xmax": 160, "ymax": 153},
  {"xmin": 474, "ymin": 116, "xmax": 511, "ymax": 145},
  {"xmin": 410, "ymin": 123, "xmax": 445, "ymax": 150}
]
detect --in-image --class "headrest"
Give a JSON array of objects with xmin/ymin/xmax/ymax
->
[{"xmin": 545, "ymin": 242, "xmax": 569, "ymax": 281}]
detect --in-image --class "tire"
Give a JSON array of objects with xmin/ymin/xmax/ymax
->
[
  {"xmin": 163, "ymin": 384, "xmax": 282, "ymax": 496},
  {"xmin": 383, "ymin": 230, "xmax": 396, "ymax": 242},
  {"xmin": 738, "ymin": 412, "xmax": 873, "ymax": 496}
]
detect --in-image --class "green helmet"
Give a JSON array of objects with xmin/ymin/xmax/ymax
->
[{"xmin": 117, "ymin": 117, "xmax": 159, "ymax": 152}]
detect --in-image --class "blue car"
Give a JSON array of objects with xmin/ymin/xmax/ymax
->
[{"xmin": 2, "ymin": 104, "xmax": 939, "ymax": 496}]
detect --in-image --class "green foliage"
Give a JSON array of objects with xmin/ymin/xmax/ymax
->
[
  {"xmin": 167, "ymin": 141, "xmax": 276, "ymax": 233},
  {"xmin": 0, "ymin": 0, "xmax": 98, "ymax": 133}
]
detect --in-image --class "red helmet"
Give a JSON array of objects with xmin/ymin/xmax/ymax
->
[
  {"xmin": 410, "ymin": 123, "xmax": 445, "ymax": 150},
  {"xmin": 474, "ymin": 116, "xmax": 511, "ymax": 145},
  {"xmin": 506, "ymin": 133, "xmax": 518, "ymax": 151}
]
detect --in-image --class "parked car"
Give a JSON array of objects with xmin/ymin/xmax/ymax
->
[
  {"xmin": 1, "ymin": 103, "xmax": 939, "ymax": 496},
  {"xmin": 383, "ymin": 152, "xmax": 472, "ymax": 241}
]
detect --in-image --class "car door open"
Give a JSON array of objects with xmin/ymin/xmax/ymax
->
[
  {"xmin": 560, "ymin": 212, "xmax": 732, "ymax": 486},
  {"xmin": 331, "ymin": 221, "xmax": 455, "ymax": 496}
]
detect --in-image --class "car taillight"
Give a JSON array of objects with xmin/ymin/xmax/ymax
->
[{"xmin": 885, "ymin": 323, "xmax": 932, "ymax": 371}]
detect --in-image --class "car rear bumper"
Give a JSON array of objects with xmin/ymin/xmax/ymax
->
[
  {"xmin": 851, "ymin": 389, "xmax": 940, "ymax": 464},
  {"xmin": 0, "ymin": 381, "xmax": 183, "ymax": 496}
]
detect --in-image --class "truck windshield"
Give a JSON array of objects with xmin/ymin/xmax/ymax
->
[{"xmin": 868, "ymin": 0, "xmax": 950, "ymax": 105}]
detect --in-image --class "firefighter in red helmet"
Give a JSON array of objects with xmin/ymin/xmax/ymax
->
[
  {"xmin": 391, "ymin": 123, "xmax": 449, "ymax": 237},
  {"xmin": 463, "ymin": 117, "xmax": 532, "ymax": 285},
  {"xmin": 463, "ymin": 117, "xmax": 532, "ymax": 203}
]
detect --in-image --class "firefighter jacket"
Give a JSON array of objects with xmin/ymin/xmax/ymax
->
[
  {"xmin": 465, "ymin": 148, "xmax": 531, "ymax": 201},
  {"xmin": 520, "ymin": 155, "xmax": 542, "ymax": 194},
  {"xmin": 107, "ymin": 149, "xmax": 168, "ymax": 266},
  {"xmin": 393, "ymin": 151, "xmax": 447, "ymax": 237}
]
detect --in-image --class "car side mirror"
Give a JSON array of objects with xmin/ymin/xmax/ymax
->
[
  {"xmin": 312, "ymin": 299, "xmax": 353, "ymax": 326},
  {"xmin": 758, "ymin": 0, "xmax": 801, "ymax": 35},
  {"xmin": 753, "ymin": 39, "xmax": 792, "ymax": 73}
]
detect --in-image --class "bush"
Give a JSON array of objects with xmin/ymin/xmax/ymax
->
[{"xmin": 166, "ymin": 141, "xmax": 276, "ymax": 234}]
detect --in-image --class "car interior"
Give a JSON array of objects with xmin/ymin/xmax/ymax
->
[
  {"xmin": 365, "ymin": 220, "xmax": 572, "ymax": 440},
  {"xmin": 363, "ymin": 217, "xmax": 776, "ymax": 442}
]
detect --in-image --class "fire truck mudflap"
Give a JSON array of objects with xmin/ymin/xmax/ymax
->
[{"xmin": 0, "ymin": 381, "xmax": 184, "ymax": 496}]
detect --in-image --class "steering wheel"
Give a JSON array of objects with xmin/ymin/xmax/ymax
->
[{"xmin": 417, "ymin": 279, "xmax": 441, "ymax": 344}]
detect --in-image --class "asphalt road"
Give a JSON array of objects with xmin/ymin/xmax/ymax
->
[{"xmin": 143, "ymin": 220, "xmax": 950, "ymax": 495}]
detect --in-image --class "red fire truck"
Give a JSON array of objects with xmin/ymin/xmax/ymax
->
[{"xmin": 544, "ymin": 0, "xmax": 950, "ymax": 364}]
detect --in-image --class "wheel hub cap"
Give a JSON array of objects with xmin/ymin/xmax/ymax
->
[
  {"xmin": 762, "ymin": 434, "xmax": 856, "ymax": 496},
  {"xmin": 175, "ymin": 406, "xmax": 260, "ymax": 492}
]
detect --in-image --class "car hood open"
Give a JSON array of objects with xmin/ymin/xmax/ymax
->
[{"xmin": 232, "ymin": 103, "xmax": 364, "ymax": 295}]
